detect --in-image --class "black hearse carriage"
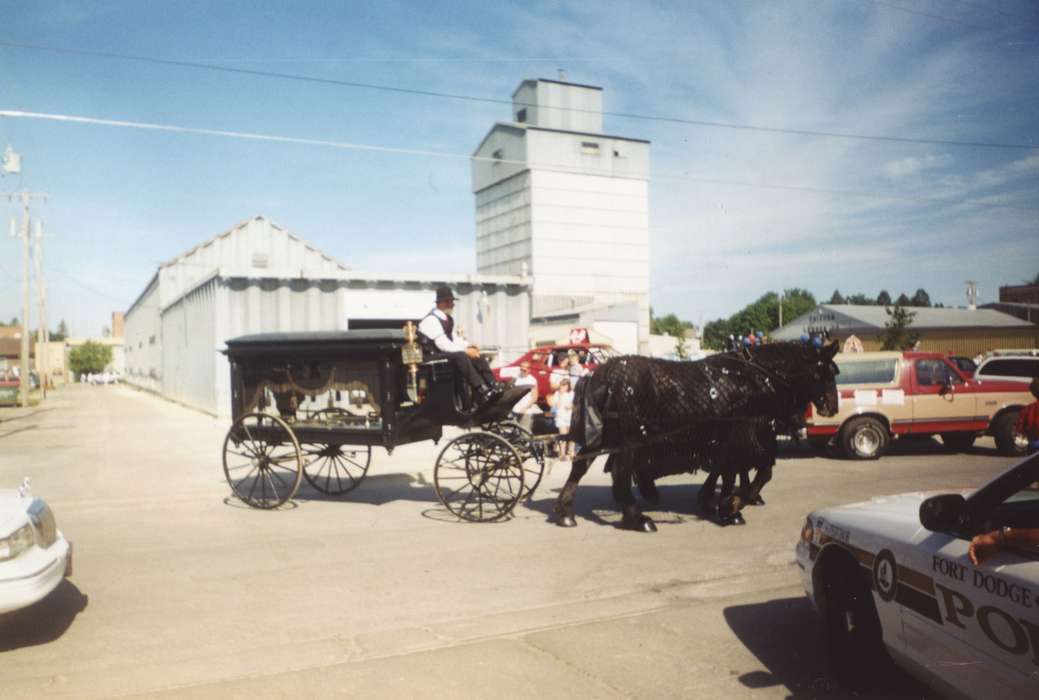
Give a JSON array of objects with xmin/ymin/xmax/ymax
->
[{"xmin": 222, "ymin": 324, "xmax": 545, "ymax": 521}]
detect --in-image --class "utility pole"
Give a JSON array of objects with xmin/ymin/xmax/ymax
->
[
  {"xmin": 33, "ymin": 219, "xmax": 49, "ymax": 398},
  {"xmin": 4, "ymin": 190, "xmax": 49, "ymax": 407}
]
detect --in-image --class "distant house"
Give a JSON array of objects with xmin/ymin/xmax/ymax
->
[
  {"xmin": 0, "ymin": 337, "xmax": 32, "ymax": 372},
  {"xmin": 771, "ymin": 304, "xmax": 1037, "ymax": 355},
  {"xmin": 123, "ymin": 215, "xmax": 532, "ymax": 416}
]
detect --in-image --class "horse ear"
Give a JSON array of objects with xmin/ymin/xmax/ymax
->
[{"xmin": 822, "ymin": 339, "xmax": 839, "ymax": 359}]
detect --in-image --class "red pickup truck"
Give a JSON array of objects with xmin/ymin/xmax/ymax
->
[{"xmin": 805, "ymin": 351, "xmax": 1032, "ymax": 459}]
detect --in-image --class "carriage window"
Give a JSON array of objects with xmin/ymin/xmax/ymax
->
[{"xmin": 835, "ymin": 359, "xmax": 896, "ymax": 385}]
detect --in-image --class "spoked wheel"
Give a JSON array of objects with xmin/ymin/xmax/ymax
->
[
  {"xmin": 434, "ymin": 432, "xmax": 525, "ymax": 522},
  {"xmin": 222, "ymin": 412, "xmax": 303, "ymax": 509},
  {"xmin": 302, "ymin": 443, "xmax": 372, "ymax": 495},
  {"xmin": 485, "ymin": 421, "xmax": 546, "ymax": 499}
]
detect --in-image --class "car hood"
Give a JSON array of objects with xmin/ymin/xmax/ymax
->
[
  {"xmin": 0, "ymin": 489, "xmax": 31, "ymax": 534},
  {"xmin": 816, "ymin": 489, "xmax": 974, "ymax": 523}
]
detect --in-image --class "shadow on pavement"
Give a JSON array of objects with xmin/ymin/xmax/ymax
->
[
  {"xmin": 0, "ymin": 580, "xmax": 88, "ymax": 652},
  {"xmin": 522, "ymin": 483, "xmax": 716, "ymax": 529},
  {"xmin": 723, "ymin": 596, "xmax": 939, "ymax": 699},
  {"xmin": 292, "ymin": 472, "xmax": 442, "ymax": 506}
]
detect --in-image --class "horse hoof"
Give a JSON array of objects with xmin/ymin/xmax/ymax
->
[
  {"xmin": 640, "ymin": 518, "xmax": 657, "ymax": 533},
  {"xmin": 718, "ymin": 512, "xmax": 747, "ymax": 526},
  {"xmin": 557, "ymin": 515, "xmax": 577, "ymax": 528},
  {"xmin": 749, "ymin": 496, "xmax": 765, "ymax": 506}
]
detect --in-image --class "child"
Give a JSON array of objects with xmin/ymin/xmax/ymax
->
[{"xmin": 550, "ymin": 378, "xmax": 576, "ymax": 459}]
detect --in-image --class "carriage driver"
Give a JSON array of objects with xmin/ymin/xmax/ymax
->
[{"xmin": 417, "ymin": 286, "xmax": 503, "ymax": 407}]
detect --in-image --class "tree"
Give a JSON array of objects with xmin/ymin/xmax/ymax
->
[
  {"xmin": 52, "ymin": 320, "xmax": 69, "ymax": 342},
  {"xmin": 876, "ymin": 290, "xmax": 892, "ymax": 306},
  {"xmin": 701, "ymin": 288, "xmax": 817, "ymax": 350},
  {"xmin": 828, "ymin": 289, "xmax": 845, "ymax": 304},
  {"xmin": 651, "ymin": 312, "xmax": 694, "ymax": 339},
  {"xmin": 845, "ymin": 293, "xmax": 874, "ymax": 305},
  {"xmin": 910, "ymin": 288, "xmax": 931, "ymax": 307},
  {"xmin": 9, "ymin": 316, "xmax": 17, "ymax": 326},
  {"xmin": 68, "ymin": 341, "xmax": 113, "ymax": 377},
  {"xmin": 880, "ymin": 304, "xmax": 919, "ymax": 351},
  {"xmin": 702, "ymin": 318, "xmax": 732, "ymax": 351},
  {"xmin": 896, "ymin": 292, "xmax": 911, "ymax": 306},
  {"xmin": 1030, "ymin": 272, "xmax": 1039, "ymax": 285}
]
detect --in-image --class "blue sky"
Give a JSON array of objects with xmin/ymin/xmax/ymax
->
[{"xmin": 1, "ymin": 0, "xmax": 1037, "ymax": 336}]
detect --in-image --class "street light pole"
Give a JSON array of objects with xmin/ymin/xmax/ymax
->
[
  {"xmin": 34, "ymin": 219, "xmax": 48, "ymax": 398},
  {"xmin": 3, "ymin": 190, "xmax": 49, "ymax": 407}
]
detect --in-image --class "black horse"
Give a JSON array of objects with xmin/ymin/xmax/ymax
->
[
  {"xmin": 635, "ymin": 413, "xmax": 805, "ymax": 526},
  {"xmin": 554, "ymin": 341, "xmax": 839, "ymax": 532}
]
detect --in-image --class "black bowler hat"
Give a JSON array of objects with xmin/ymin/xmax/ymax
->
[{"xmin": 435, "ymin": 286, "xmax": 456, "ymax": 303}]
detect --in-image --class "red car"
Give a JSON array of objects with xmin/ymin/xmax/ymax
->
[{"xmin": 493, "ymin": 343, "xmax": 617, "ymax": 403}]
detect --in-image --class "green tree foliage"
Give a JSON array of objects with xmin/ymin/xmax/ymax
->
[
  {"xmin": 651, "ymin": 310, "xmax": 696, "ymax": 358},
  {"xmin": 876, "ymin": 290, "xmax": 892, "ymax": 306},
  {"xmin": 828, "ymin": 289, "xmax": 845, "ymax": 304},
  {"xmin": 845, "ymin": 293, "xmax": 874, "ymax": 305},
  {"xmin": 68, "ymin": 341, "xmax": 113, "ymax": 376},
  {"xmin": 51, "ymin": 320, "xmax": 69, "ymax": 342},
  {"xmin": 910, "ymin": 289, "xmax": 931, "ymax": 307},
  {"xmin": 1030, "ymin": 272, "xmax": 1039, "ymax": 285},
  {"xmin": 896, "ymin": 292, "xmax": 911, "ymax": 306},
  {"xmin": 651, "ymin": 311, "xmax": 694, "ymax": 339},
  {"xmin": 701, "ymin": 288, "xmax": 816, "ymax": 350},
  {"xmin": 881, "ymin": 304, "xmax": 919, "ymax": 351}
]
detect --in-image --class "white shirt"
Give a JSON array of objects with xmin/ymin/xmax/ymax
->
[
  {"xmin": 418, "ymin": 308, "xmax": 468, "ymax": 353},
  {"xmin": 511, "ymin": 373, "xmax": 539, "ymax": 415}
]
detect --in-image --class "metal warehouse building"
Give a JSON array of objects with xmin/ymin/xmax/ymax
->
[
  {"xmin": 772, "ymin": 304, "xmax": 1037, "ymax": 355},
  {"xmin": 124, "ymin": 216, "xmax": 531, "ymax": 416}
]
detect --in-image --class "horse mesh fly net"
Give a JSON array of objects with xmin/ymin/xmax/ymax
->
[{"xmin": 571, "ymin": 345, "xmax": 824, "ymax": 460}]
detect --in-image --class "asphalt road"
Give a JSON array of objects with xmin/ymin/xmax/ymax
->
[{"xmin": 0, "ymin": 384, "xmax": 1020, "ymax": 699}]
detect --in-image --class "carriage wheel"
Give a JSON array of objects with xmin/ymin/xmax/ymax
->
[
  {"xmin": 434, "ymin": 432, "xmax": 525, "ymax": 522},
  {"xmin": 222, "ymin": 412, "xmax": 303, "ymax": 509},
  {"xmin": 485, "ymin": 421, "xmax": 546, "ymax": 499},
  {"xmin": 302, "ymin": 444, "xmax": 372, "ymax": 495}
]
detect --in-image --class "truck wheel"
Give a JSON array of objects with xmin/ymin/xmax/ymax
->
[
  {"xmin": 941, "ymin": 433, "xmax": 976, "ymax": 452},
  {"xmin": 992, "ymin": 411, "xmax": 1026, "ymax": 457},
  {"xmin": 822, "ymin": 554, "xmax": 887, "ymax": 688},
  {"xmin": 840, "ymin": 417, "xmax": 888, "ymax": 459}
]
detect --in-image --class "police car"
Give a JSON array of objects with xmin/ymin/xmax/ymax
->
[
  {"xmin": 796, "ymin": 453, "xmax": 1038, "ymax": 698},
  {"xmin": 0, "ymin": 479, "xmax": 72, "ymax": 614}
]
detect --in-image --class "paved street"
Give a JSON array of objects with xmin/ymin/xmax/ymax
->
[{"xmin": 0, "ymin": 384, "xmax": 1020, "ymax": 698}]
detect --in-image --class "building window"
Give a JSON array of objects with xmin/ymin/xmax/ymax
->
[
  {"xmin": 252, "ymin": 252, "xmax": 269, "ymax": 268},
  {"xmin": 516, "ymin": 108, "xmax": 527, "ymax": 123},
  {"xmin": 149, "ymin": 335, "xmax": 156, "ymax": 346},
  {"xmin": 613, "ymin": 147, "xmax": 624, "ymax": 158},
  {"xmin": 581, "ymin": 141, "xmax": 600, "ymax": 155}
]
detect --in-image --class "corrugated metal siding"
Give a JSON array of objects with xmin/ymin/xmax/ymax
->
[
  {"xmin": 161, "ymin": 217, "xmax": 347, "ymax": 308},
  {"xmin": 210, "ymin": 277, "xmax": 531, "ymax": 417},
  {"xmin": 123, "ymin": 281, "xmax": 162, "ymax": 392},
  {"xmin": 840, "ymin": 329, "xmax": 1038, "ymax": 356},
  {"xmin": 161, "ymin": 277, "xmax": 217, "ymax": 413}
]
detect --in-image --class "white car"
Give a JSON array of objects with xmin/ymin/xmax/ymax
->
[
  {"xmin": 0, "ymin": 480, "xmax": 72, "ymax": 614},
  {"xmin": 975, "ymin": 355, "xmax": 1039, "ymax": 385},
  {"xmin": 795, "ymin": 453, "xmax": 1039, "ymax": 699}
]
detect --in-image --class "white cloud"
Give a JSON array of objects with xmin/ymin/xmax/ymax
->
[{"xmin": 883, "ymin": 154, "xmax": 953, "ymax": 179}]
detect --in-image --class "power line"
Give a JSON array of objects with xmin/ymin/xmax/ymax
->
[
  {"xmin": 3, "ymin": 109, "xmax": 1037, "ymax": 214},
  {"xmin": 1, "ymin": 39, "xmax": 1036, "ymax": 151}
]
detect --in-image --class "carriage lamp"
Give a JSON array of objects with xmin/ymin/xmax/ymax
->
[{"xmin": 402, "ymin": 322, "xmax": 423, "ymax": 403}]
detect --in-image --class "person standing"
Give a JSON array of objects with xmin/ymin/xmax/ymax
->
[
  {"xmin": 1014, "ymin": 378, "xmax": 1039, "ymax": 454},
  {"xmin": 417, "ymin": 286, "xmax": 500, "ymax": 406},
  {"xmin": 550, "ymin": 377, "xmax": 576, "ymax": 459}
]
